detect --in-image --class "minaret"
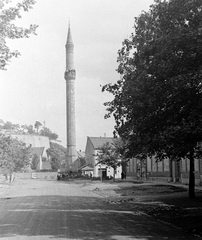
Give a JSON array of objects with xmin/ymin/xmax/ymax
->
[{"xmin": 64, "ymin": 23, "xmax": 77, "ymax": 171}]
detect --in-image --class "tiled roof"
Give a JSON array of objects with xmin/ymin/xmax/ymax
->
[{"xmin": 88, "ymin": 137, "xmax": 114, "ymax": 149}]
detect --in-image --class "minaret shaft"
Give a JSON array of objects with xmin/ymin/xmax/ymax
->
[
  {"xmin": 66, "ymin": 44, "xmax": 74, "ymax": 70},
  {"xmin": 64, "ymin": 25, "xmax": 77, "ymax": 171}
]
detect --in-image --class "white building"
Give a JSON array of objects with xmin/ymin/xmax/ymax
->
[{"xmin": 85, "ymin": 137, "xmax": 122, "ymax": 179}]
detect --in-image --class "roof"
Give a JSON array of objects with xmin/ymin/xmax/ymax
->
[
  {"xmin": 88, "ymin": 137, "xmax": 115, "ymax": 149},
  {"xmin": 31, "ymin": 147, "xmax": 44, "ymax": 156},
  {"xmin": 81, "ymin": 165, "xmax": 94, "ymax": 171},
  {"xmin": 77, "ymin": 150, "xmax": 85, "ymax": 158}
]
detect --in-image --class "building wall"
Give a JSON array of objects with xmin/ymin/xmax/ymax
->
[
  {"xmin": 145, "ymin": 156, "xmax": 172, "ymax": 182},
  {"xmin": 126, "ymin": 158, "xmax": 137, "ymax": 178},
  {"xmin": 85, "ymin": 137, "xmax": 95, "ymax": 168},
  {"xmin": 180, "ymin": 157, "xmax": 202, "ymax": 186},
  {"xmin": 11, "ymin": 134, "xmax": 50, "ymax": 159},
  {"xmin": 94, "ymin": 162, "xmax": 122, "ymax": 179},
  {"xmin": 138, "ymin": 155, "xmax": 202, "ymax": 185},
  {"xmin": 85, "ymin": 137, "xmax": 122, "ymax": 178}
]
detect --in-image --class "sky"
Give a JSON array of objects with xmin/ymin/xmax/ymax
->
[{"xmin": 0, "ymin": 0, "xmax": 154, "ymax": 151}]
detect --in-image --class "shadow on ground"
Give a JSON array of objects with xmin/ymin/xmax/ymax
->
[
  {"xmin": 0, "ymin": 193, "xmax": 198, "ymax": 240},
  {"xmin": 112, "ymin": 183, "xmax": 202, "ymax": 238}
]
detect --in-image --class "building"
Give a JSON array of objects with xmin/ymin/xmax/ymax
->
[
  {"xmin": 31, "ymin": 147, "xmax": 45, "ymax": 170},
  {"xmin": 85, "ymin": 136, "xmax": 122, "ymax": 179},
  {"xmin": 64, "ymin": 23, "xmax": 77, "ymax": 171},
  {"xmin": 69, "ymin": 150, "xmax": 85, "ymax": 172},
  {"xmin": 0, "ymin": 132, "xmax": 51, "ymax": 172},
  {"xmin": 127, "ymin": 155, "xmax": 202, "ymax": 186},
  {"xmin": 8, "ymin": 133, "xmax": 49, "ymax": 159}
]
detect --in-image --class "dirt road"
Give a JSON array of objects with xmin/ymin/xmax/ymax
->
[{"xmin": 0, "ymin": 179, "xmax": 199, "ymax": 239}]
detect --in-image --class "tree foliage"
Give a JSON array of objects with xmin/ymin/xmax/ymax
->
[
  {"xmin": 46, "ymin": 142, "xmax": 66, "ymax": 171},
  {"xmin": 0, "ymin": 119, "xmax": 58, "ymax": 140},
  {"xmin": 102, "ymin": 0, "xmax": 202, "ymax": 198},
  {"xmin": 39, "ymin": 126, "xmax": 58, "ymax": 140},
  {"xmin": 0, "ymin": 134, "xmax": 32, "ymax": 173},
  {"xmin": 0, "ymin": 0, "xmax": 38, "ymax": 70},
  {"xmin": 96, "ymin": 139, "xmax": 126, "ymax": 181},
  {"xmin": 31, "ymin": 153, "xmax": 39, "ymax": 170},
  {"xmin": 34, "ymin": 121, "xmax": 42, "ymax": 133}
]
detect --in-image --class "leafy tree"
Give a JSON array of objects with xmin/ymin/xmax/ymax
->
[
  {"xmin": 39, "ymin": 126, "xmax": 58, "ymax": 140},
  {"xmin": 102, "ymin": 0, "xmax": 202, "ymax": 198},
  {"xmin": 2, "ymin": 121, "xmax": 13, "ymax": 130},
  {"xmin": 21, "ymin": 124, "xmax": 34, "ymax": 134},
  {"xmin": 34, "ymin": 121, "xmax": 42, "ymax": 133},
  {"xmin": 0, "ymin": 119, "xmax": 4, "ymax": 128},
  {"xmin": 31, "ymin": 153, "xmax": 39, "ymax": 170},
  {"xmin": 0, "ymin": 134, "xmax": 32, "ymax": 181},
  {"xmin": 46, "ymin": 142, "xmax": 66, "ymax": 171},
  {"xmin": 96, "ymin": 140, "xmax": 122, "ymax": 181},
  {"xmin": 0, "ymin": 0, "xmax": 38, "ymax": 70},
  {"xmin": 2, "ymin": 121, "xmax": 21, "ymax": 132}
]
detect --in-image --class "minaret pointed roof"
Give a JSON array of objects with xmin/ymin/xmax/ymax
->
[{"xmin": 66, "ymin": 22, "xmax": 73, "ymax": 44}]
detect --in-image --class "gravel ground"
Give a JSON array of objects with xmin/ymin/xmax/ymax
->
[
  {"xmin": 1, "ymin": 178, "xmax": 201, "ymax": 239},
  {"xmin": 82, "ymin": 180, "xmax": 202, "ymax": 239}
]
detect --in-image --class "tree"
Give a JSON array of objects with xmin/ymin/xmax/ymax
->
[
  {"xmin": 0, "ymin": 134, "xmax": 32, "ymax": 182},
  {"xmin": 0, "ymin": 0, "xmax": 38, "ymax": 70},
  {"xmin": 102, "ymin": 0, "xmax": 202, "ymax": 198},
  {"xmin": 2, "ymin": 121, "xmax": 13, "ymax": 130},
  {"xmin": 31, "ymin": 153, "xmax": 39, "ymax": 170},
  {"xmin": 21, "ymin": 124, "xmax": 34, "ymax": 134},
  {"xmin": 39, "ymin": 126, "xmax": 58, "ymax": 140},
  {"xmin": 34, "ymin": 121, "xmax": 42, "ymax": 133},
  {"xmin": 46, "ymin": 142, "xmax": 66, "ymax": 171},
  {"xmin": 96, "ymin": 140, "xmax": 122, "ymax": 182}
]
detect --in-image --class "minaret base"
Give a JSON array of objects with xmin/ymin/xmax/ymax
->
[{"xmin": 65, "ymin": 146, "xmax": 77, "ymax": 172}]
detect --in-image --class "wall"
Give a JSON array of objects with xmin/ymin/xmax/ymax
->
[
  {"xmin": 85, "ymin": 137, "xmax": 95, "ymax": 168},
  {"xmin": 181, "ymin": 158, "xmax": 202, "ymax": 186},
  {"xmin": 94, "ymin": 164, "xmax": 122, "ymax": 179},
  {"xmin": 144, "ymin": 156, "xmax": 172, "ymax": 182},
  {"xmin": 0, "ymin": 172, "xmax": 57, "ymax": 180},
  {"xmin": 11, "ymin": 134, "xmax": 50, "ymax": 158},
  {"xmin": 17, "ymin": 172, "xmax": 57, "ymax": 180},
  {"xmin": 126, "ymin": 158, "xmax": 137, "ymax": 177}
]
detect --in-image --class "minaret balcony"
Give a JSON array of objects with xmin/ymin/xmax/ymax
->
[{"xmin": 64, "ymin": 69, "xmax": 76, "ymax": 80}]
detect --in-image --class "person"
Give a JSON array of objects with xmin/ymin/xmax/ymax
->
[{"xmin": 122, "ymin": 171, "xmax": 126, "ymax": 180}]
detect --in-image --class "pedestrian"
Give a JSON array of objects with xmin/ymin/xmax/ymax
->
[{"xmin": 121, "ymin": 172, "xmax": 124, "ymax": 180}]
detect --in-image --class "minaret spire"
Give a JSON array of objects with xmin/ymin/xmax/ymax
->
[
  {"xmin": 64, "ymin": 24, "xmax": 77, "ymax": 171},
  {"xmin": 66, "ymin": 21, "xmax": 73, "ymax": 44},
  {"xmin": 65, "ymin": 22, "xmax": 74, "ymax": 71}
]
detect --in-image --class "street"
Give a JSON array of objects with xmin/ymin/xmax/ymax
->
[{"xmin": 0, "ymin": 179, "xmax": 199, "ymax": 240}]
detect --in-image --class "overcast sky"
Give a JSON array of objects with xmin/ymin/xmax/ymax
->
[{"xmin": 0, "ymin": 0, "xmax": 154, "ymax": 151}]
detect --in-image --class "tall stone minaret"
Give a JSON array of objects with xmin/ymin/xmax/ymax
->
[{"xmin": 64, "ymin": 23, "xmax": 77, "ymax": 171}]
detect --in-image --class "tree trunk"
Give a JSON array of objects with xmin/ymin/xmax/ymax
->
[
  {"xmin": 113, "ymin": 168, "xmax": 116, "ymax": 182},
  {"xmin": 189, "ymin": 149, "xmax": 195, "ymax": 199},
  {"xmin": 100, "ymin": 168, "xmax": 102, "ymax": 182},
  {"xmin": 169, "ymin": 159, "xmax": 173, "ymax": 182},
  {"xmin": 9, "ymin": 173, "xmax": 12, "ymax": 183}
]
